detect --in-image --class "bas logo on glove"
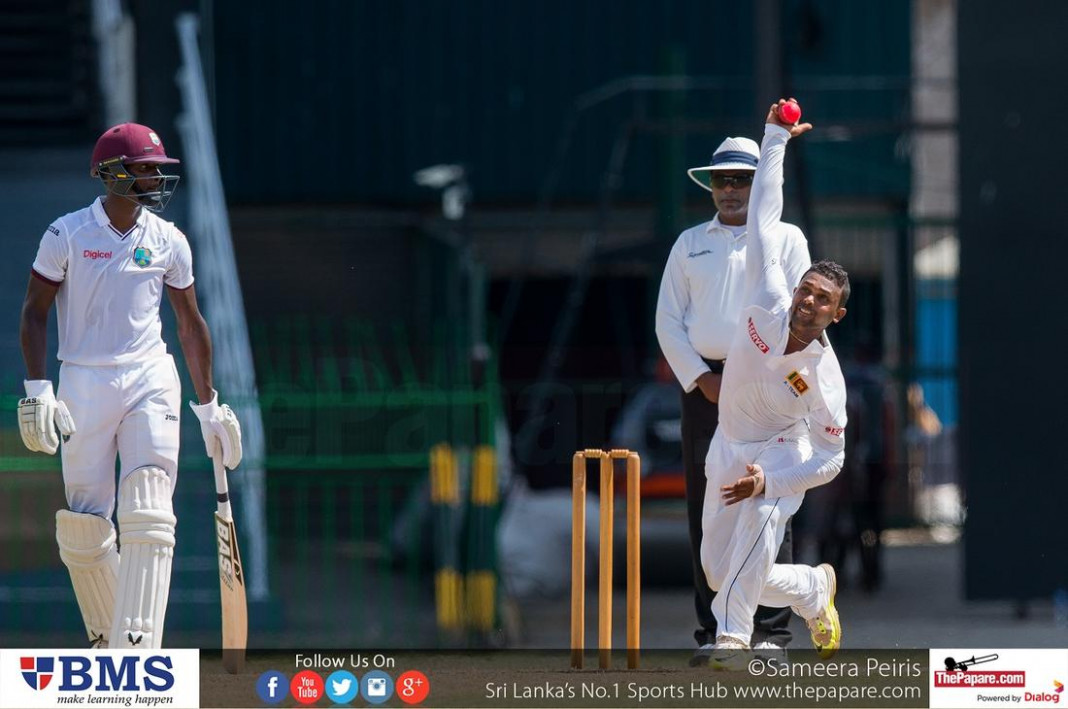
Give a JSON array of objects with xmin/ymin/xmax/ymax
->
[{"xmin": 18, "ymin": 380, "xmax": 76, "ymax": 455}]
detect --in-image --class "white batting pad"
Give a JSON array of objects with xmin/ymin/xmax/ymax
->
[
  {"xmin": 110, "ymin": 467, "xmax": 176, "ymax": 649},
  {"xmin": 56, "ymin": 510, "xmax": 119, "ymax": 646}
]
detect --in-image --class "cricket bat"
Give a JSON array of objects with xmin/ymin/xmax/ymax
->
[{"xmin": 213, "ymin": 447, "xmax": 247, "ymax": 673}]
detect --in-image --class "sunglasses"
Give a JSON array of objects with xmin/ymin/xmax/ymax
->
[{"xmin": 709, "ymin": 173, "xmax": 754, "ymax": 189}]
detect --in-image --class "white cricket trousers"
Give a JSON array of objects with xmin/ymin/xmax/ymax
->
[
  {"xmin": 57, "ymin": 355, "xmax": 182, "ymax": 518},
  {"xmin": 700, "ymin": 428, "xmax": 825, "ymax": 645}
]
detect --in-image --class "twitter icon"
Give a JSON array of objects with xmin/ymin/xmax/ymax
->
[{"xmin": 325, "ymin": 670, "xmax": 359, "ymax": 705}]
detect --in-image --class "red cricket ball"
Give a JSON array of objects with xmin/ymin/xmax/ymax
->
[{"xmin": 779, "ymin": 102, "xmax": 802, "ymax": 124}]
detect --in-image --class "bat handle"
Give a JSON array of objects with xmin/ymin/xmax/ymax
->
[{"xmin": 212, "ymin": 442, "xmax": 233, "ymax": 521}]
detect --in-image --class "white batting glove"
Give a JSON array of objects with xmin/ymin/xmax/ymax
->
[
  {"xmin": 189, "ymin": 390, "xmax": 242, "ymax": 469},
  {"xmin": 18, "ymin": 380, "xmax": 76, "ymax": 455}
]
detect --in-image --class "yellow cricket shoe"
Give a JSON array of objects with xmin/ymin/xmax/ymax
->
[{"xmin": 806, "ymin": 563, "xmax": 841, "ymax": 659}]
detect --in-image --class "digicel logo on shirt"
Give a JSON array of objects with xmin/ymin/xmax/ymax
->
[{"xmin": 83, "ymin": 250, "xmax": 112, "ymax": 260}]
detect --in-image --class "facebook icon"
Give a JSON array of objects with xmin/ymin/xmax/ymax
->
[{"xmin": 256, "ymin": 670, "xmax": 288, "ymax": 705}]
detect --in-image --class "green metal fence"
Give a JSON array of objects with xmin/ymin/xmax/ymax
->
[{"xmin": 250, "ymin": 315, "xmax": 503, "ymax": 646}]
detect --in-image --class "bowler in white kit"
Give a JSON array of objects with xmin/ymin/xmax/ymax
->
[
  {"xmin": 701, "ymin": 100, "xmax": 849, "ymax": 661},
  {"xmin": 18, "ymin": 122, "xmax": 242, "ymax": 649},
  {"xmin": 656, "ymin": 134, "xmax": 811, "ymax": 663}
]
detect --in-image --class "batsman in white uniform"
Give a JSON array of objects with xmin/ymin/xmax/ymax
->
[
  {"xmin": 701, "ymin": 101, "xmax": 848, "ymax": 659},
  {"xmin": 18, "ymin": 122, "xmax": 243, "ymax": 649}
]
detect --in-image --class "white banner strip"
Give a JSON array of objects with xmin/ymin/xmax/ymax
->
[{"xmin": 0, "ymin": 649, "xmax": 200, "ymax": 709}]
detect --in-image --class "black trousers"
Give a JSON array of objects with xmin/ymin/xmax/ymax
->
[{"xmin": 682, "ymin": 361, "xmax": 794, "ymax": 647}]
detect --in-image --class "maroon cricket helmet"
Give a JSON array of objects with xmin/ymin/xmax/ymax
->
[{"xmin": 90, "ymin": 123, "xmax": 180, "ymax": 175}]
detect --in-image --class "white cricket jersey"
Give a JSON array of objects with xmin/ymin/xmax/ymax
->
[
  {"xmin": 718, "ymin": 124, "xmax": 847, "ymax": 499},
  {"xmin": 655, "ymin": 216, "xmax": 810, "ymax": 392},
  {"xmin": 32, "ymin": 197, "xmax": 194, "ymax": 366}
]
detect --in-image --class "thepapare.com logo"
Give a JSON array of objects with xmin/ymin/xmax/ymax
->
[{"xmin": 1, "ymin": 650, "xmax": 201, "ymax": 709}]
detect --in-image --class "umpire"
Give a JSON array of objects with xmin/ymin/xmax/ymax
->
[{"xmin": 655, "ymin": 136, "xmax": 811, "ymax": 664}]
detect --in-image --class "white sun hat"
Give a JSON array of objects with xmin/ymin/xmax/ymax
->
[{"xmin": 686, "ymin": 136, "xmax": 760, "ymax": 192}]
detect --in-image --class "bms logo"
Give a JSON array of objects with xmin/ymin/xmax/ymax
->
[
  {"xmin": 21, "ymin": 657, "xmax": 54, "ymax": 690},
  {"xmin": 17, "ymin": 655, "xmax": 175, "ymax": 692}
]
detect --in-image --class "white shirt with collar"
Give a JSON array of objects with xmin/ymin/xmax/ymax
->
[
  {"xmin": 31, "ymin": 196, "xmax": 195, "ymax": 366},
  {"xmin": 717, "ymin": 124, "xmax": 847, "ymax": 498},
  {"xmin": 655, "ymin": 213, "xmax": 810, "ymax": 392}
]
